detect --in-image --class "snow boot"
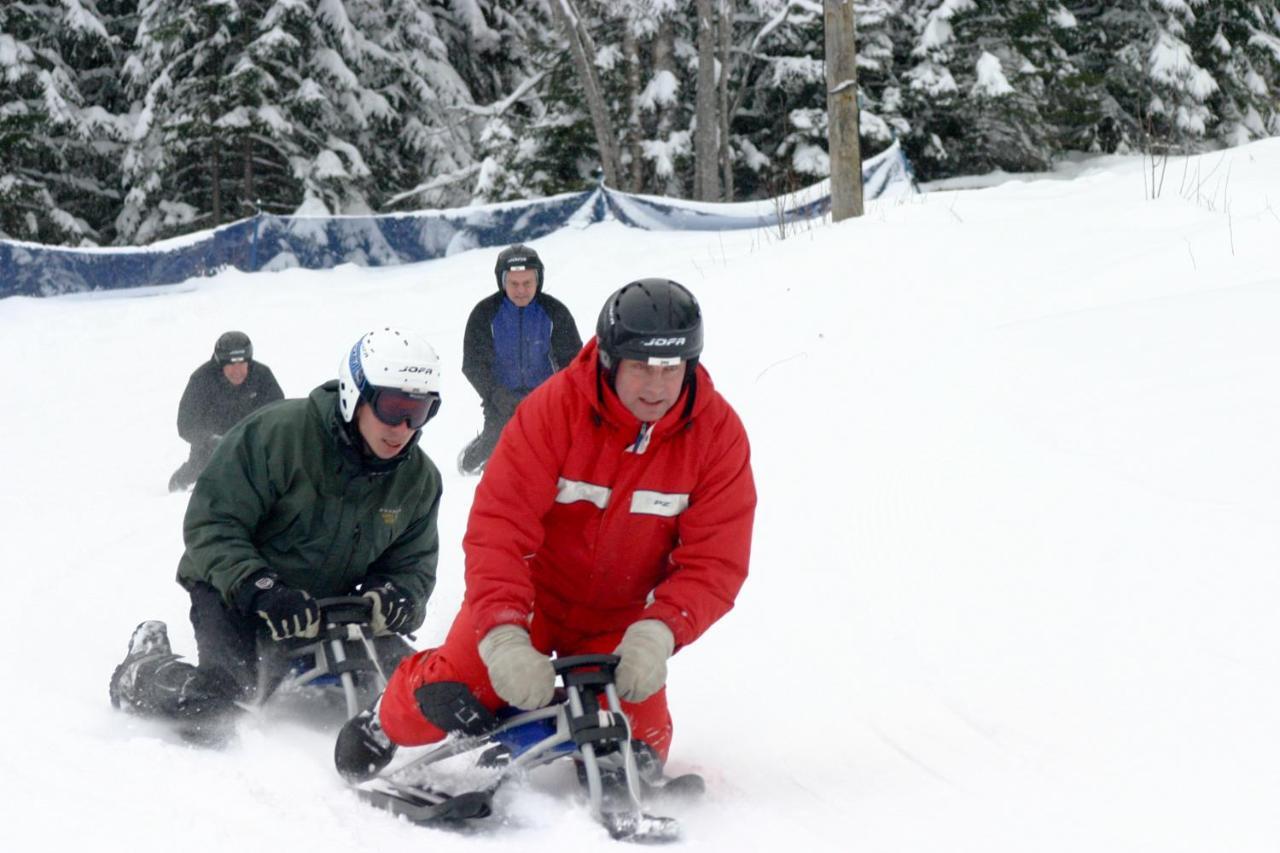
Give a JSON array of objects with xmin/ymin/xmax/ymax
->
[
  {"xmin": 456, "ymin": 441, "xmax": 486, "ymax": 477},
  {"xmin": 335, "ymin": 701, "xmax": 397, "ymax": 783},
  {"xmin": 109, "ymin": 620, "xmax": 173, "ymax": 710},
  {"xmin": 108, "ymin": 620, "xmax": 237, "ymax": 722}
]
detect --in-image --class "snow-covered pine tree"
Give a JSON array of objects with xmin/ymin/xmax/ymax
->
[
  {"xmin": 416, "ymin": 0, "xmax": 571, "ymax": 206},
  {"xmin": 1189, "ymin": 0, "xmax": 1280, "ymax": 147},
  {"xmin": 390, "ymin": 0, "xmax": 520, "ymax": 207},
  {"xmin": 1060, "ymin": 1, "xmax": 1218, "ymax": 157},
  {"xmin": 854, "ymin": 0, "xmax": 913, "ymax": 151},
  {"xmin": 900, "ymin": 0, "xmax": 1075, "ymax": 180},
  {"xmin": 316, "ymin": 0, "xmax": 476, "ymax": 211},
  {"xmin": 119, "ymin": 0, "xmax": 256, "ymax": 242},
  {"xmin": 0, "ymin": 0, "xmax": 124, "ymax": 244},
  {"xmin": 461, "ymin": 0, "xmax": 686, "ymax": 203},
  {"xmin": 119, "ymin": 0, "xmax": 482, "ymax": 242}
]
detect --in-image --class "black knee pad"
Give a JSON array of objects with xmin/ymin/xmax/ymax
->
[{"xmin": 414, "ymin": 681, "xmax": 498, "ymax": 736}]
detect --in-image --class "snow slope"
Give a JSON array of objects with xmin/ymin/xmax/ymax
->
[{"xmin": 3, "ymin": 140, "xmax": 1279, "ymax": 852}]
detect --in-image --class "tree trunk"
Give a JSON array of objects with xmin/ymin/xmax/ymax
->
[
  {"xmin": 243, "ymin": 134, "xmax": 255, "ymax": 216},
  {"xmin": 652, "ymin": 17, "xmax": 679, "ymax": 196},
  {"xmin": 824, "ymin": 0, "xmax": 862, "ymax": 220},
  {"xmin": 211, "ymin": 134, "xmax": 222, "ymax": 225},
  {"xmin": 549, "ymin": 0, "xmax": 620, "ymax": 186},
  {"xmin": 693, "ymin": 0, "xmax": 720, "ymax": 201},
  {"xmin": 717, "ymin": 0, "xmax": 734, "ymax": 202},
  {"xmin": 623, "ymin": 24, "xmax": 644, "ymax": 192}
]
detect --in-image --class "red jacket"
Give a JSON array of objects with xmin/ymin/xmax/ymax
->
[{"xmin": 464, "ymin": 338, "xmax": 756, "ymax": 650}]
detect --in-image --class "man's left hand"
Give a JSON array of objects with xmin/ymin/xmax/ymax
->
[
  {"xmin": 362, "ymin": 579, "xmax": 418, "ymax": 635},
  {"xmin": 613, "ymin": 620, "xmax": 675, "ymax": 702}
]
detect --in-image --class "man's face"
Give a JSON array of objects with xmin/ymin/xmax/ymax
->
[
  {"xmin": 614, "ymin": 358, "xmax": 686, "ymax": 422},
  {"xmin": 356, "ymin": 401, "xmax": 416, "ymax": 459},
  {"xmin": 503, "ymin": 269, "xmax": 538, "ymax": 307},
  {"xmin": 222, "ymin": 362, "xmax": 249, "ymax": 385}
]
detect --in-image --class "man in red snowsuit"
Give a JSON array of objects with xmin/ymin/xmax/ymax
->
[{"xmin": 336, "ymin": 278, "xmax": 755, "ymax": 782}]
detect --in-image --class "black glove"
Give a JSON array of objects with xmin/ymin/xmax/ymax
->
[
  {"xmin": 361, "ymin": 578, "xmax": 419, "ymax": 635},
  {"xmin": 236, "ymin": 572, "xmax": 320, "ymax": 642}
]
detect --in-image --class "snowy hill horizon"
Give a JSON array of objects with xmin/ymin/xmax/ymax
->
[{"xmin": 2, "ymin": 138, "xmax": 1278, "ymax": 852}]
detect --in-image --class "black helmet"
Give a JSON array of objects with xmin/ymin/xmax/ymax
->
[
  {"xmin": 494, "ymin": 244, "xmax": 544, "ymax": 293},
  {"xmin": 596, "ymin": 279, "xmax": 703, "ymax": 371},
  {"xmin": 213, "ymin": 331, "xmax": 252, "ymax": 365}
]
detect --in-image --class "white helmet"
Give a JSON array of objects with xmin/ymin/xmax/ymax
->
[{"xmin": 338, "ymin": 327, "xmax": 442, "ymax": 427}]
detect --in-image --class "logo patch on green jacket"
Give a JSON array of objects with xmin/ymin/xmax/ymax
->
[{"xmin": 379, "ymin": 507, "xmax": 401, "ymax": 525}]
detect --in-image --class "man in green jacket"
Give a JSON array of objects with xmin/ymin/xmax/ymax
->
[{"xmin": 110, "ymin": 327, "xmax": 445, "ymax": 731}]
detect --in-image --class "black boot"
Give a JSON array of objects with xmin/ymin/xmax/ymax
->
[
  {"xmin": 456, "ymin": 440, "xmax": 487, "ymax": 476},
  {"xmin": 335, "ymin": 703, "xmax": 397, "ymax": 783},
  {"xmin": 109, "ymin": 621, "xmax": 237, "ymax": 722}
]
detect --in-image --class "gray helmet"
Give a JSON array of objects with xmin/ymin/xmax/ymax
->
[
  {"xmin": 494, "ymin": 244, "xmax": 544, "ymax": 293},
  {"xmin": 595, "ymin": 279, "xmax": 703, "ymax": 371},
  {"xmin": 213, "ymin": 331, "xmax": 252, "ymax": 365}
]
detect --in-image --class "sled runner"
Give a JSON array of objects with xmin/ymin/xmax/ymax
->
[{"xmin": 350, "ymin": 654, "xmax": 695, "ymax": 843}]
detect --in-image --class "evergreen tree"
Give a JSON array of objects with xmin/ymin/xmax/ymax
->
[
  {"xmin": 1061, "ymin": 1, "xmax": 1218, "ymax": 156},
  {"xmin": 119, "ymin": 0, "xmax": 255, "ymax": 242},
  {"xmin": 1191, "ymin": 0, "xmax": 1280, "ymax": 146},
  {"xmin": 118, "ymin": 0, "xmax": 483, "ymax": 242},
  {"xmin": 7, "ymin": 0, "xmax": 1280, "ymax": 245},
  {"xmin": 0, "ymin": 0, "xmax": 124, "ymax": 244},
  {"xmin": 900, "ymin": 0, "xmax": 1076, "ymax": 179}
]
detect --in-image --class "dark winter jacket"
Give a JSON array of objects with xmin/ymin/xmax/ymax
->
[
  {"xmin": 464, "ymin": 338, "xmax": 756, "ymax": 649},
  {"xmin": 462, "ymin": 292, "xmax": 581, "ymax": 412},
  {"xmin": 176, "ymin": 382, "xmax": 442, "ymax": 621},
  {"xmin": 176, "ymin": 360, "xmax": 284, "ymax": 445}
]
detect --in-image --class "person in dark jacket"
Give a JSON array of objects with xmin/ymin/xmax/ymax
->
[
  {"xmin": 168, "ymin": 331, "xmax": 284, "ymax": 492},
  {"xmin": 111, "ymin": 327, "xmax": 445, "ymax": 737},
  {"xmin": 458, "ymin": 244, "xmax": 582, "ymax": 474}
]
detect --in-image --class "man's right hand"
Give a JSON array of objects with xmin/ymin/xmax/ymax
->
[
  {"xmin": 477, "ymin": 625, "xmax": 555, "ymax": 709},
  {"xmin": 237, "ymin": 572, "xmax": 320, "ymax": 641}
]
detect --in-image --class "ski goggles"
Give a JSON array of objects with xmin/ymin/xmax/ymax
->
[{"xmin": 368, "ymin": 388, "xmax": 441, "ymax": 430}]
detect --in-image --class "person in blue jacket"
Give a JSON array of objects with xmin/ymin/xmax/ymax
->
[{"xmin": 458, "ymin": 245, "xmax": 582, "ymax": 474}]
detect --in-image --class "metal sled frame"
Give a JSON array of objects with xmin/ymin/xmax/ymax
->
[
  {"xmin": 254, "ymin": 597, "xmax": 391, "ymax": 719},
  {"xmin": 360, "ymin": 655, "xmax": 677, "ymax": 841}
]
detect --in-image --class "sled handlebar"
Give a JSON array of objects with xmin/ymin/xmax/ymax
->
[
  {"xmin": 552, "ymin": 654, "xmax": 619, "ymax": 674},
  {"xmin": 313, "ymin": 595, "xmax": 374, "ymax": 627},
  {"xmin": 551, "ymin": 654, "xmax": 621, "ymax": 690}
]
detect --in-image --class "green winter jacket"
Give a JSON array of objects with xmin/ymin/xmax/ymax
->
[{"xmin": 176, "ymin": 381, "xmax": 442, "ymax": 618}]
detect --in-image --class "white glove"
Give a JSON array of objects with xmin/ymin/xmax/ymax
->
[
  {"xmin": 612, "ymin": 620, "xmax": 675, "ymax": 702},
  {"xmin": 477, "ymin": 625, "xmax": 556, "ymax": 710}
]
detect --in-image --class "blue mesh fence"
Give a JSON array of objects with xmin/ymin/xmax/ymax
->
[{"xmin": 1, "ymin": 142, "xmax": 913, "ymax": 299}]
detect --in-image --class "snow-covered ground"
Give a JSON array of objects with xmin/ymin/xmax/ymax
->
[{"xmin": 3, "ymin": 139, "xmax": 1279, "ymax": 852}]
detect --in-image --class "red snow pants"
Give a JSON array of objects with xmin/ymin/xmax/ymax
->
[{"xmin": 379, "ymin": 603, "xmax": 674, "ymax": 761}]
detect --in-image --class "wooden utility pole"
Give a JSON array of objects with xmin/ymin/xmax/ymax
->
[{"xmin": 824, "ymin": 0, "xmax": 862, "ymax": 220}]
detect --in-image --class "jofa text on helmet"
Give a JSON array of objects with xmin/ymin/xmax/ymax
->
[
  {"xmin": 398, "ymin": 365, "xmax": 435, "ymax": 374},
  {"xmin": 640, "ymin": 336, "xmax": 686, "ymax": 347}
]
